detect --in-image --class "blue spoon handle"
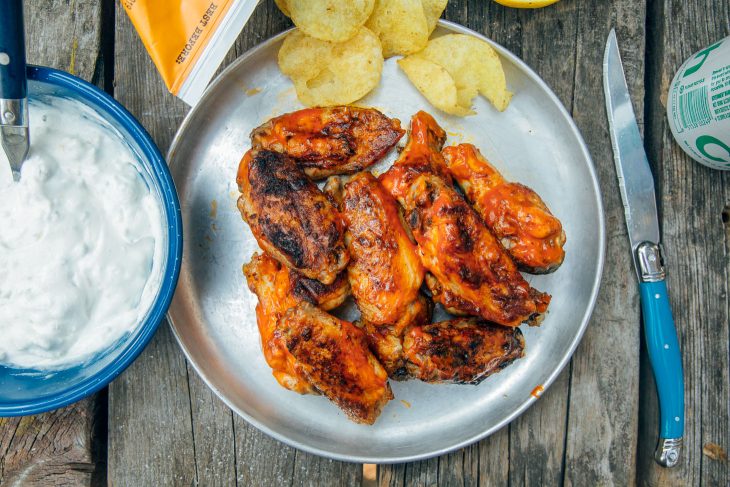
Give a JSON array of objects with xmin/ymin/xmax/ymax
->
[
  {"xmin": 640, "ymin": 278, "xmax": 684, "ymax": 467},
  {"xmin": 0, "ymin": 0, "xmax": 27, "ymax": 100}
]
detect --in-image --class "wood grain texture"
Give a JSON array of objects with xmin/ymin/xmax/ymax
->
[
  {"xmin": 0, "ymin": 2, "xmax": 106, "ymax": 486},
  {"xmin": 108, "ymin": 325, "xmax": 196, "ymax": 486},
  {"xmin": 233, "ymin": 414, "xmax": 298, "ymax": 486},
  {"xmin": 187, "ymin": 365, "xmax": 236, "ymax": 486},
  {"xmin": 562, "ymin": 1, "xmax": 647, "ymax": 486},
  {"xmin": 107, "ymin": 7, "xmax": 195, "ymax": 486},
  {"xmin": 24, "ymin": 0, "xmax": 103, "ymax": 81},
  {"xmin": 0, "ymin": 402, "xmax": 103, "ymax": 486},
  {"xmin": 639, "ymin": 1, "xmax": 730, "ymax": 486},
  {"xmin": 493, "ymin": 3, "xmax": 577, "ymax": 486}
]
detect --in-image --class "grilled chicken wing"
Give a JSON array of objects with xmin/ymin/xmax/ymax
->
[
  {"xmin": 403, "ymin": 318, "xmax": 525, "ymax": 384},
  {"xmin": 336, "ymin": 172, "xmax": 425, "ymax": 325},
  {"xmin": 237, "ymin": 149, "xmax": 349, "ymax": 284},
  {"xmin": 326, "ymin": 172, "xmax": 430, "ymax": 377},
  {"xmin": 441, "ymin": 144, "xmax": 565, "ymax": 273},
  {"xmin": 243, "ymin": 253, "xmax": 350, "ymax": 394},
  {"xmin": 250, "ymin": 106, "xmax": 405, "ymax": 180},
  {"xmin": 279, "ymin": 302, "xmax": 394, "ymax": 424},
  {"xmin": 380, "ymin": 111, "xmax": 550, "ymax": 327}
]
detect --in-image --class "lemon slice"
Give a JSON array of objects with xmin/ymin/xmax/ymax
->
[{"xmin": 492, "ymin": 0, "xmax": 560, "ymax": 8}]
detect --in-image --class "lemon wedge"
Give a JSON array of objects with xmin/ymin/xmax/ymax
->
[{"xmin": 492, "ymin": 0, "xmax": 560, "ymax": 8}]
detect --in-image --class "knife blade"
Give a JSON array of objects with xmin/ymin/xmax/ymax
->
[
  {"xmin": 603, "ymin": 28, "xmax": 684, "ymax": 468},
  {"xmin": 1, "ymin": 112, "xmax": 28, "ymax": 179},
  {"xmin": 603, "ymin": 30, "xmax": 660, "ymax": 278},
  {"xmin": 0, "ymin": 0, "xmax": 29, "ymax": 181}
]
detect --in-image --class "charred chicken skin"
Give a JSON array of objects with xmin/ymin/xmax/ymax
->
[
  {"xmin": 279, "ymin": 302, "xmax": 394, "ymax": 424},
  {"xmin": 237, "ymin": 149, "xmax": 349, "ymax": 284},
  {"xmin": 380, "ymin": 111, "xmax": 550, "ymax": 327},
  {"xmin": 403, "ymin": 318, "xmax": 525, "ymax": 384},
  {"xmin": 250, "ymin": 106, "xmax": 405, "ymax": 180},
  {"xmin": 243, "ymin": 253, "xmax": 350, "ymax": 394},
  {"xmin": 441, "ymin": 144, "xmax": 565, "ymax": 273}
]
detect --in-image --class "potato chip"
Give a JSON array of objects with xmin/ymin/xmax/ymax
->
[
  {"xmin": 456, "ymin": 86, "xmax": 478, "ymax": 109},
  {"xmin": 414, "ymin": 34, "xmax": 513, "ymax": 111},
  {"xmin": 278, "ymin": 28, "xmax": 384, "ymax": 107},
  {"xmin": 365, "ymin": 0, "xmax": 429, "ymax": 57},
  {"xmin": 421, "ymin": 0, "xmax": 448, "ymax": 33},
  {"xmin": 274, "ymin": 0, "xmax": 290, "ymax": 17},
  {"xmin": 397, "ymin": 56, "xmax": 473, "ymax": 116},
  {"xmin": 287, "ymin": 0, "xmax": 374, "ymax": 42}
]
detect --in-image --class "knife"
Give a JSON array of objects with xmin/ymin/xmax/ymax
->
[
  {"xmin": 603, "ymin": 29, "xmax": 684, "ymax": 468},
  {"xmin": 0, "ymin": 0, "xmax": 29, "ymax": 181}
]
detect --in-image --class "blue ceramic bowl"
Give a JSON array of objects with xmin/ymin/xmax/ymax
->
[{"xmin": 0, "ymin": 66, "xmax": 183, "ymax": 416}]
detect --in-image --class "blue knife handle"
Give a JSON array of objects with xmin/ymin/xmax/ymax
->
[
  {"xmin": 640, "ymin": 279, "xmax": 684, "ymax": 466},
  {"xmin": 0, "ymin": 0, "xmax": 27, "ymax": 100}
]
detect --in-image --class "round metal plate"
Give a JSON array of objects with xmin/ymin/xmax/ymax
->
[{"xmin": 167, "ymin": 21, "xmax": 605, "ymax": 463}]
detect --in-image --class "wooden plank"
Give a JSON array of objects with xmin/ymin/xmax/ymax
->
[
  {"xmin": 639, "ymin": 1, "xmax": 730, "ymax": 485},
  {"xmin": 496, "ymin": 3, "xmax": 578, "ymax": 485},
  {"xmin": 292, "ymin": 451, "xmax": 362, "ymax": 487},
  {"xmin": 403, "ymin": 457, "xmax": 439, "ymax": 486},
  {"xmin": 187, "ymin": 367, "xmax": 236, "ymax": 486},
  {"xmin": 0, "ymin": 2, "xmax": 106, "ymax": 485},
  {"xmin": 563, "ymin": 1, "xmax": 647, "ymax": 485},
  {"xmin": 233, "ymin": 406, "xmax": 361, "ymax": 486},
  {"xmin": 107, "ymin": 325, "xmax": 196, "ymax": 485},
  {"xmin": 0, "ymin": 402, "xmax": 103, "ymax": 486},
  {"xmin": 24, "ymin": 0, "xmax": 103, "ymax": 81},
  {"xmin": 107, "ymin": 7, "xmax": 195, "ymax": 485},
  {"xmin": 232, "ymin": 415, "xmax": 297, "ymax": 486},
  {"xmin": 474, "ymin": 428, "xmax": 510, "ymax": 486}
]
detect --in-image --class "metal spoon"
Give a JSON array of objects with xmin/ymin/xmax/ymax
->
[{"xmin": 0, "ymin": 0, "xmax": 29, "ymax": 181}]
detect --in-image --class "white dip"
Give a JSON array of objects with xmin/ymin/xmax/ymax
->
[{"xmin": 0, "ymin": 97, "xmax": 164, "ymax": 369}]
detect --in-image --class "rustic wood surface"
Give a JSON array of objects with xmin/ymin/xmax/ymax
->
[
  {"xmin": 639, "ymin": 1, "xmax": 730, "ymax": 486},
  {"xmin": 2, "ymin": 0, "xmax": 728, "ymax": 485}
]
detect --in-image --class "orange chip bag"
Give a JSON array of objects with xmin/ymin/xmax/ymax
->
[{"xmin": 123, "ymin": 0, "xmax": 258, "ymax": 105}]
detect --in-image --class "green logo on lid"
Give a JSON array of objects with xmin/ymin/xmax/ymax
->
[{"xmin": 696, "ymin": 135, "xmax": 730, "ymax": 163}]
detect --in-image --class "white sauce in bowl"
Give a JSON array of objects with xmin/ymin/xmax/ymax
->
[{"xmin": 0, "ymin": 97, "xmax": 165, "ymax": 369}]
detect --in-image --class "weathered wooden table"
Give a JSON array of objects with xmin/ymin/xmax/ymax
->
[{"xmin": 1, "ymin": 1, "xmax": 728, "ymax": 485}]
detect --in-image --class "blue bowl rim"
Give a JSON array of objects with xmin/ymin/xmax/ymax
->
[{"xmin": 0, "ymin": 66, "xmax": 183, "ymax": 416}]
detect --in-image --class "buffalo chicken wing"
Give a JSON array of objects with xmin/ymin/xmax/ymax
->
[
  {"xmin": 279, "ymin": 302, "xmax": 393, "ymax": 424},
  {"xmin": 327, "ymin": 172, "xmax": 432, "ymax": 377},
  {"xmin": 403, "ymin": 318, "xmax": 525, "ymax": 384},
  {"xmin": 250, "ymin": 106, "xmax": 404, "ymax": 180},
  {"xmin": 243, "ymin": 252, "xmax": 350, "ymax": 394},
  {"xmin": 441, "ymin": 144, "xmax": 565, "ymax": 273},
  {"xmin": 380, "ymin": 111, "xmax": 550, "ymax": 327},
  {"xmin": 237, "ymin": 149, "xmax": 349, "ymax": 284},
  {"xmin": 337, "ymin": 172, "xmax": 425, "ymax": 325}
]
